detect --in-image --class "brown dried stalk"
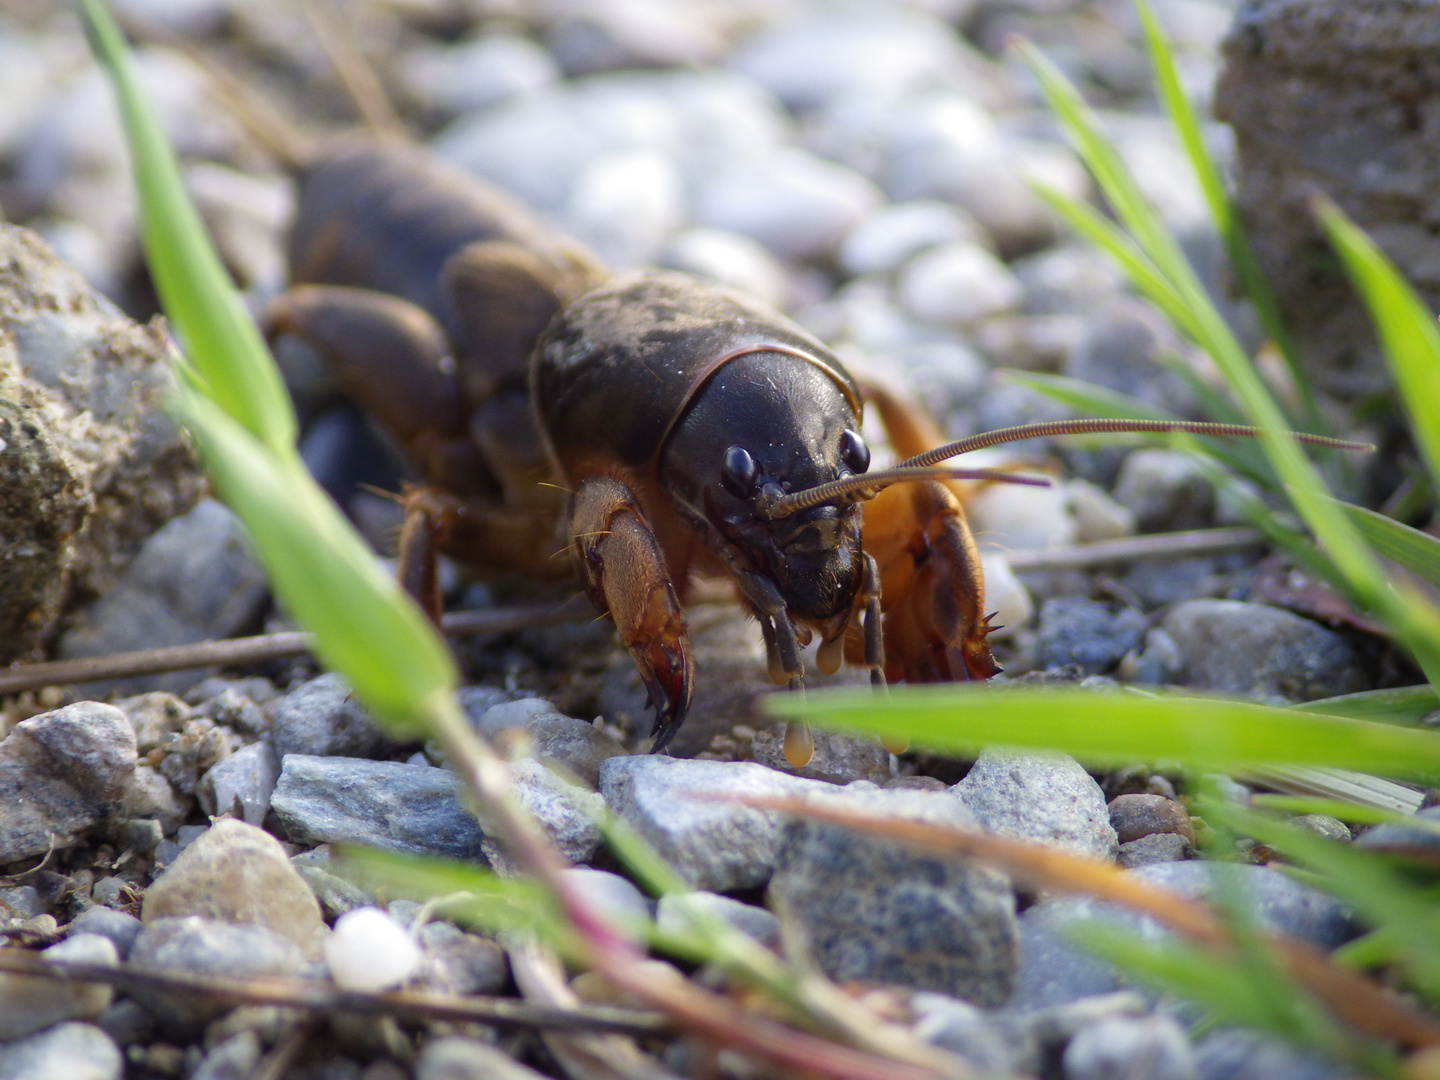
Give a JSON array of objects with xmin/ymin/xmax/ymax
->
[
  {"xmin": 0, "ymin": 948, "xmax": 670, "ymax": 1036},
  {"xmin": 733, "ymin": 794, "xmax": 1440, "ymax": 1052}
]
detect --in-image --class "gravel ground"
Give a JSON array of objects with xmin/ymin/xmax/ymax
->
[{"xmin": 0, "ymin": 1, "xmax": 1424, "ymax": 1079}]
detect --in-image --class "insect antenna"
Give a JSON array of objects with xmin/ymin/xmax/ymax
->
[
  {"xmin": 892, "ymin": 419, "xmax": 1373, "ymax": 471},
  {"xmin": 762, "ymin": 466, "xmax": 1050, "ymax": 519}
]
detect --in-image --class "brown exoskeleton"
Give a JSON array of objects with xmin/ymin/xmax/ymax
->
[{"xmin": 263, "ymin": 137, "xmax": 1369, "ymax": 761}]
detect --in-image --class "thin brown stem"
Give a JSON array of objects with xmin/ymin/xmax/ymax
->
[
  {"xmin": 1000, "ymin": 526, "xmax": 1266, "ymax": 572},
  {"xmin": 0, "ymin": 598, "xmax": 590, "ymax": 697}
]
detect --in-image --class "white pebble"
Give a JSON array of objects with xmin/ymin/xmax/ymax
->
[
  {"xmin": 400, "ymin": 34, "xmax": 559, "ymax": 117},
  {"xmin": 324, "ymin": 907, "xmax": 421, "ymax": 993},
  {"xmin": 695, "ymin": 148, "xmax": 882, "ymax": 261},
  {"xmin": 899, "ymin": 243, "xmax": 1023, "ymax": 326},
  {"xmin": 841, "ymin": 200, "xmax": 984, "ymax": 277},
  {"xmin": 976, "ymin": 551, "xmax": 1032, "ymax": 639},
  {"xmin": 965, "ymin": 468, "xmax": 1076, "ymax": 551},
  {"xmin": 1067, "ymin": 479, "xmax": 1136, "ymax": 543},
  {"xmin": 661, "ymin": 227, "xmax": 790, "ymax": 309},
  {"xmin": 565, "ymin": 149, "xmax": 685, "ymax": 268}
]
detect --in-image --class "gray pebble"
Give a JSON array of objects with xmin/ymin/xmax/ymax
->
[
  {"xmin": 469, "ymin": 697, "xmax": 626, "ymax": 788},
  {"xmin": 1192, "ymin": 1027, "xmax": 1345, "ymax": 1080},
  {"xmin": 416, "ymin": 1035, "xmax": 549, "ymax": 1080},
  {"xmin": 1113, "ymin": 450, "xmax": 1216, "ymax": 533},
  {"xmin": 656, "ymin": 891, "xmax": 781, "ymax": 951},
  {"xmin": 660, "ymin": 227, "xmax": 790, "ymax": 309},
  {"xmin": 769, "ymin": 786, "xmax": 1017, "ymax": 1005},
  {"xmin": 414, "ymin": 925, "xmax": 507, "ymax": 997},
  {"xmin": 67, "ymin": 906, "xmax": 143, "ymax": 959},
  {"xmin": 0, "ymin": 885, "xmax": 43, "ymax": 919},
  {"xmin": 911, "ymin": 992, "xmax": 1034, "ymax": 1075},
  {"xmin": 1117, "ymin": 832, "xmax": 1194, "ymax": 868},
  {"xmin": 0, "ymin": 1022, "xmax": 121, "ymax": 1080},
  {"xmin": 1109, "ymin": 794, "xmax": 1195, "ymax": 845},
  {"xmin": 1354, "ymin": 805, "xmax": 1440, "ymax": 855},
  {"xmin": 192, "ymin": 687, "xmax": 268, "ymax": 735},
  {"xmin": 57, "ymin": 501, "xmax": 268, "ymax": 699},
  {"xmin": 955, "ymin": 750, "xmax": 1119, "ymax": 861},
  {"xmin": 1161, "ymin": 600, "xmax": 1370, "ymax": 702},
  {"xmin": 1035, "ymin": 599, "xmax": 1148, "ymax": 677},
  {"xmin": 0, "ymin": 933, "xmax": 117, "ymax": 1040},
  {"xmin": 118, "ymin": 763, "xmax": 190, "ymax": 836},
  {"xmin": 599, "ymin": 756, "xmax": 834, "ymax": 892},
  {"xmin": 1063, "ymin": 303, "xmax": 1198, "ymax": 418},
  {"xmin": 197, "ymin": 741, "xmax": 280, "ymax": 825},
  {"xmin": 0, "ymin": 702, "xmax": 137, "ymax": 863},
  {"xmin": 899, "ymin": 241, "xmax": 1022, "ymax": 326},
  {"xmin": 127, "ymin": 917, "xmax": 303, "ymax": 1039},
  {"xmin": 481, "ymin": 758, "xmax": 605, "ymax": 873},
  {"xmin": 1063, "ymin": 1014, "xmax": 1196, "ymax": 1080},
  {"xmin": 92, "ymin": 999, "xmax": 155, "ymax": 1047},
  {"xmin": 400, "ymin": 34, "xmax": 559, "ymax": 118},
  {"xmin": 273, "ymin": 755, "xmax": 486, "ymax": 861},
  {"xmin": 271, "ymin": 673, "xmax": 394, "ymax": 760},
  {"xmin": 1009, "ymin": 863, "xmax": 1355, "ymax": 1012},
  {"xmin": 190, "ymin": 1031, "xmax": 262, "ymax": 1080},
  {"xmin": 749, "ymin": 724, "xmax": 891, "ymax": 784},
  {"xmin": 840, "ymin": 199, "xmax": 981, "ymax": 277},
  {"xmin": 1292, "ymin": 815, "xmax": 1351, "ymax": 843},
  {"xmin": 561, "ymin": 869, "xmax": 651, "ymax": 935},
  {"xmin": 1013, "ymin": 243, "xmax": 1127, "ymax": 316}
]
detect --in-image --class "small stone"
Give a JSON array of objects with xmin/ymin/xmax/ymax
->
[
  {"xmin": 291, "ymin": 850, "xmax": 375, "ymax": 921},
  {"xmin": 840, "ymin": 200, "xmax": 982, "ymax": 277},
  {"xmin": 416, "ymin": 1035, "xmax": 548, "ymax": 1080},
  {"xmin": 965, "ymin": 479, "xmax": 1076, "ymax": 553},
  {"xmin": 0, "ymin": 885, "xmax": 43, "ymax": 919},
  {"xmin": 1161, "ymin": 600, "xmax": 1371, "ymax": 702},
  {"xmin": 1067, "ymin": 480, "xmax": 1136, "ymax": 544},
  {"xmin": 67, "ymin": 907, "xmax": 143, "ymax": 959},
  {"xmin": 1192, "ymin": 1027, "xmax": 1346, "ymax": 1080},
  {"xmin": 400, "ymin": 33, "xmax": 559, "ymax": 118},
  {"xmin": 910, "ymin": 992, "xmax": 1034, "ymax": 1076},
  {"xmin": 1063, "ymin": 302, "xmax": 1197, "ymax": 418},
  {"xmin": 565, "ymin": 149, "xmax": 684, "ymax": 268},
  {"xmin": 899, "ymin": 242, "xmax": 1023, "ymax": 326},
  {"xmin": 271, "ymin": 673, "xmax": 395, "ymax": 760},
  {"xmin": 1355, "ymin": 805, "xmax": 1440, "ymax": 855},
  {"xmin": 1113, "ymin": 449, "xmax": 1215, "ymax": 533},
  {"xmin": 325, "ymin": 907, "xmax": 421, "ymax": 993},
  {"xmin": 481, "ymin": 758, "xmax": 605, "ymax": 873},
  {"xmin": 1013, "ymin": 243, "xmax": 1126, "ymax": 316},
  {"xmin": 599, "ymin": 756, "xmax": 834, "ymax": 892},
  {"xmin": 978, "ymin": 551, "xmax": 1034, "ymax": 640},
  {"xmin": 661, "ymin": 227, "xmax": 790, "ymax": 310},
  {"xmin": 191, "ymin": 1031, "xmax": 262, "ymax": 1080},
  {"xmin": 58, "ymin": 501, "xmax": 268, "ymax": 698},
  {"xmin": 561, "ymin": 869, "xmax": 651, "ymax": 937},
  {"xmin": 1293, "ymin": 815, "xmax": 1351, "ymax": 843},
  {"xmin": 749, "ymin": 724, "xmax": 891, "ymax": 784},
  {"xmin": 113, "ymin": 818, "xmax": 164, "ymax": 855},
  {"xmin": 93, "ymin": 999, "xmax": 155, "ymax": 1048},
  {"xmin": 0, "ymin": 1022, "xmax": 121, "ymax": 1080},
  {"xmin": 0, "ymin": 702, "xmax": 138, "ymax": 863},
  {"xmin": 1108, "ymin": 794, "xmax": 1195, "ymax": 845},
  {"xmin": 1063, "ymin": 1014, "xmax": 1196, "ymax": 1080},
  {"xmin": 192, "ymin": 687, "xmax": 268, "ymax": 735},
  {"xmin": 1035, "ymin": 599, "xmax": 1148, "ymax": 677},
  {"xmin": 118, "ymin": 764, "xmax": 190, "ymax": 835},
  {"xmin": 769, "ymin": 786, "xmax": 1017, "ymax": 1005},
  {"xmin": 695, "ymin": 148, "xmax": 882, "ymax": 261},
  {"xmin": 118, "ymin": 692, "xmax": 191, "ymax": 755},
  {"xmin": 272, "ymin": 756, "xmax": 486, "ymax": 862},
  {"xmin": 1117, "ymin": 833, "xmax": 1194, "ymax": 868},
  {"xmin": 414, "ymin": 924, "xmax": 507, "ymax": 997},
  {"xmin": 0, "ymin": 933, "xmax": 117, "ymax": 1040},
  {"xmin": 656, "ymin": 891, "xmax": 781, "ymax": 950},
  {"xmin": 469, "ymin": 697, "xmax": 627, "ymax": 789},
  {"xmin": 127, "ymin": 917, "xmax": 303, "ymax": 1039},
  {"xmin": 142, "ymin": 818, "xmax": 327, "ymax": 961},
  {"xmin": 955, "ymin": 750, "xmax": 1118, "ymax": 861},
  {"xmin": 197, "ymin": 741, "xmax": 280, "ymax": 825}
]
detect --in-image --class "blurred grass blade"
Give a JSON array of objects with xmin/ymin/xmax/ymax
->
[
  {"xmin": 339, "ymin": 847, "xmax": 568, "ymax": 944},
  {"xmin": 1247, "ymin": 796, "xmax": 1410, "ymax": 827},
  {"xmin": 1317, "ymin": 196, "xmax": 1440, "ymax": 492},
  {"xmin": 1003, "ymin": 372, "xmax": 1172, "ymax": 422},
  {"xmin": 1134, "ymin": 0, "xmax": 1318, "ymax": 431},
  {"xmin": 174, "ymin": 387, "xmax": 455, "ymax": 731},
  {"xmin": 1237, "ymin": 766, "xmax": 1425, "ymax": 816},
  {"xmin": 1293, "ymin": 685, "xmax": 1440, "ymax": 726},
  {"xmin": 81, "ymin": 0, "xmax": 295, "ymax": 451},
  {"xmin": 1340, "ymin": 503, "xmax": 1440, "ymax": 590},
  {"xmin": 1214, "ymin": 804, "xmax": 1440, "ymax": 1002},
  {"xmin": 768, "ymin": 685, "xmax": 1440, "ymax": 783}
]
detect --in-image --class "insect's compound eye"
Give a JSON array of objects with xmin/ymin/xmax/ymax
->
[
  {"xmin": 840, "ymin": 429, "xmax": 870, "ymax": 475},
  {"xmin": 721, "ymin": 445, "xmax": 759, "ymax": 498}
]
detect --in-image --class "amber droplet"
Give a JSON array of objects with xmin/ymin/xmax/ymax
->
[
  {"xmin": 783, "ymin": 719, "xmax": 815, "ymax": 767},
  {"xmin": 880, "ymin": 732, "xmax": 910, "ymax": 755}
]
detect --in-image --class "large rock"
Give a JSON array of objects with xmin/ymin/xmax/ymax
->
[
  {"xmin": 0, "ymin": 224, "xmax": 201, "ymax": 663},
  {"xmin": 1215, "ymin": 1, "xmax": 1440, "ymax": 396},
  {"xmin": 142, "ymin": 818, "xmax": 327, "ymax": 960},
  {"xmin": 0, "ymin": 701, "xmax": 137, "ymax": 863},
  {"xmin": 768, "ymin": 786, "xmax": 1018, "ymax": 1005}
]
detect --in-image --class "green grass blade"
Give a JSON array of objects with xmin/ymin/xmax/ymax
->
[
  {"xmin": 1002, "ymin": 372, "xmax": 1174, "ymax": 422},
  {"xmin": 1340, "ymin": 502, "xmax": 1440, "ymax": 590},
  {"xmin": 1292, "ymin": 685, "xmax": 1440, "ymax": 727},
  {"xmin": 1317, "ymin": 197, "xmax": 1440, "ymax": 493},
  {"xmin": 1134, "ymin": 0, "xmax": 1319, "ymax": 432},
  {"xmin": 174, "ymin": 388, "xmax": 455, "ymax": 731},
  {"xmin": 1247, "ymin": 796, "xmax": 1409, "ymax": 826},
  {"xmin": 767, "ymin": 685, "xmax": 1440, "ymax": 783},
  {"xmin": 1213, "ymin": 804, "xmax": 1440, "ymax": 1002},
  {"xmin": 80, "ymin": 0, "xmax": 296, "ymax": 452}
]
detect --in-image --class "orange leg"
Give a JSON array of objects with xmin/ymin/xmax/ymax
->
[{"xmin": 570, "ymin": 476, "xmax": 693, "ymax": 750}]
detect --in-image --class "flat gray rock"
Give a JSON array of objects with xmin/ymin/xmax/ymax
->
[
  {"xmin": 197, "ymin": 740, "xmax": 280, "ymax": 825},
  {"xmin": 0, "ymin": 1022, "xmax": 121, "ymax": 1080},
  {"xmin": 468, "ymin": 696, "xmax": 627, "ymax": 789},
  {"xmin": 769, "ymin": 785, "xmax": 1017, "ymax": 1005},
  {"xmin": 599, "ymin": 756, "xmax": 834, "ymax": 892},
  {"xmin": 1034, "ymin": 598, "xmax": 1147, "ymax": 677},
  {"xmin": 955, "ymin": 750, "xmax": 1118, "ymax": 861},
  {"xmin": 271, "ymin": 673, "xmax": 395, "ymax": 760},
  {"xmin": 271, "ymin": 755, "xmax": 487, "ymax": 861}
]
